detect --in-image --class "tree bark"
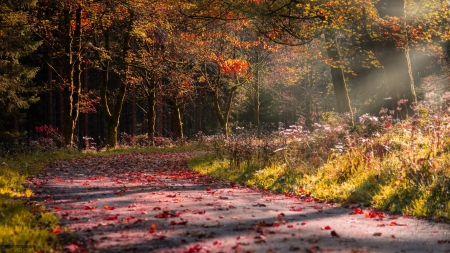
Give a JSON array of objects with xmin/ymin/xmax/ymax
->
[{"xmin": 325, "ymin": 31, "xmax": 354, "ymax": 125}]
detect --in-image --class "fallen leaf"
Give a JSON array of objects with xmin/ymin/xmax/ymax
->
[
  {"xmin": 353, "ymin": 208, "xmax": 364, "ymax": 214},
  {"xmin": 105, "ymin": 215, "xmax": 119, "ymax": 220},
  {"xmin": 323, "ymin": 226, "xmax": 331, "ymax": 230},
  {"xmin": 53, "ymin": 227, "xmax": 61, "ymax": 234},
  {"xmin": 84, "ymin": 206, "xmax": 96, "ymax": 210},
  {"xmin": 331, "ymin": 230, "xmax": 339, "ymax": 237},
  {"xmin": 373, "ymin": 232, "xmax": 382, "ymax": 236},
  {"xmin": 289, "ymin": 206, "xmax": 302, "ymax": 212},
  {"xmin": 104, "ymin": 205, "xmax": 115, "ymax": 210}
]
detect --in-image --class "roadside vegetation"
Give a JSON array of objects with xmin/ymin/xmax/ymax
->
[{"xmin": 190, "ymin": 94, "xmax": 450, "ymax": 221}]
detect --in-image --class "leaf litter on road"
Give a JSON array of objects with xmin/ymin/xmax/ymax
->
[{"xmin": 30, "ymin": 152, "xmax": 450, "ymax": 253}]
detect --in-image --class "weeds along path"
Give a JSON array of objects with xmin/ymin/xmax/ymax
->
[{"xmin": 28, "ymin": 152, "xmax": 450, "ymax": 253}]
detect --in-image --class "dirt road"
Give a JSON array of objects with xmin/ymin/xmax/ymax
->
[{"xmin": 28, "ymin": 152, "xmax": 450, "ymax": 253}]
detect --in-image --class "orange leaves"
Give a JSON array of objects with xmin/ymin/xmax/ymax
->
[
  {"xmin": 104, "ymin": 205, "xmax": 115, "ymax": 210},
  {"xmin": 219, "ymin": 59, "xmax": 251, "ymax": 76}
]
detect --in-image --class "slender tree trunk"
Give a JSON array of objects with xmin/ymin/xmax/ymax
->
[
  {"xmin": 167, "ymin": 97, "xmax": 183, "ymax": 140},
  {"xmin": 253, "ymin": 67, "xmax": 260, "ymax": 129},
  {"xmin": 47, "ymin": 48, "xmax": 53, "ymax": 127},
  {"xmin": 194, "ymin": 95, "xmax": 202, "ymax": 133},
  {"xmin": 147, "ymin": 86, "xmax": 156, "ymax": 145},
  {"xmin": 61, "ymin": 6, "xmax": 82, "ymax": 146},
  {"xmin": 213, "ymin": 85, "xmax": 237, "ymax": 138},
  {"xmin": 325, "ymin": 31, "xmax": 354, "ymax": 125}
]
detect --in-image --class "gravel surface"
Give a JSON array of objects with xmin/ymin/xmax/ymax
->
[{"xmin": 28, "ymin": 152, "xmax": 450, "ymax": 253}]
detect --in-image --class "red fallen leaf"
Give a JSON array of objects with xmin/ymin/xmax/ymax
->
[
  {"xmin": 87, "ymin": 177, "xmax": 98, "ymax": 180},
  {"xmin": 153, "ymin": 207, "xmax": 161, "ymax": 210},
  {"xmin": 389, "ymin": 221, "xmax": 397, "ymax": 226},
  {"xmin": 43, "ymin": 198, "xmax": 54, "ymax": 203},
  {"xmin": 323, "ymin": 226, "xmax": 331, "ymax": 230},
  {"xmin": 52, "ymin": 206, "xmax": 61, "ymax": 212},
  {"xmin": 365, "ymin": 211, "xmax": 384, "ymax": 218},
  {"xmin": 287, "ymin": 225, "xmax": 294, "ymax": 228},
  {"xmin": 331, "ymin": 230, "xmax": 340, "ymax": 237},
  {"xmin": 69, "ymin": 217, "xmax": 79, "ymax": 221},
  {"xmin": 104, "ymin": 205, "xmax": 115, "ymax": 210},
  {"xmin": 205, "ymin": 187, "xmax": 212, "ymax": 191},
  {"xmin": 132, "ymin": 219, "xmax": 142, "ymax": 224},
  {"xmin": 115, "ymin": 193, "xmax": 124, "ymax": 197},
  {"xmin": 258, "ymin": 221, "xmax": 279, "ymax": 227},
  {"xmin": 170, "ymin": 221, "xmax": 188, "ymax": 225},
  {"xmin": 301, "ymin": 222, "xmax": 307, "ymax": 225},
  {"xmin": 104, "ymin": 215, "xmax": 119, "ymax": 220},
  {"xmin": 62, "ymin": 211, "xmax": 69, "ymax": 217},
  {"xmin": 391, "ymin": 235, "xmax": 396, "ymax": 238},
  {"xmin": 156, "ymin": 210, "xmax": 180, "ymax": 218},
  {"xmin": 353, "ymin": 208, "xmax": 364, "ymax": 214},
  {"xmin": 84, "ymin": 206, "xmax": 96, "ymax": 210},
  {"xmin": 149, "ymin": 229, "xmax": 154, "ymax": 234},
  {"xmin": 278, "ymin": 213, "xmax": 285, "ymax": 217},
  {"xmin": 213, "ymin": 241, "xmax": 222, "ymax": 245},
  {"xmin": 187, "ymin": 245, "xmax": 202, "ymax": 252},
  {"xmin": 53, "ymin": 227, "xmax": 61, "ymax": 234},
  {"xmin": 373, "ymin": 232, "xmax": 382, "ymax": 236},
  {"xmin": 289, "ymin": 206, "xmax": 302, "ymax": 212}
]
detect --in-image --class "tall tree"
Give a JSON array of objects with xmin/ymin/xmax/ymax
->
[{"xmin": 0, "ymin": 0, "xmax": 41, "ymax": 141}]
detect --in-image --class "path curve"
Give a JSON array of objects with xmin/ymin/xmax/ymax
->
[{"xmin": 28, "ymin": 152, "xmax": 450, "ymax": 253}]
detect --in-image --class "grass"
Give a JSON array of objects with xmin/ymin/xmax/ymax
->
[
  {"xmin": 189, "ymin": 104, "xmax": 450, "ymax": 221},
  {"xmin": 0, "ymin": 144, "xmax": 203, "ymax": 251}
]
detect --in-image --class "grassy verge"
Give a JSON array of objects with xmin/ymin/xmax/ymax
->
[
  {"xmin": 0, "ymin": 144, "xmax": 202, "ymax": 251},
  {"xmin": 189, "ymin": 110, "xmax": 450, "ymax": 221}
]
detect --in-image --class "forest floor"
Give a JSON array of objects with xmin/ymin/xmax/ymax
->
[{"xmin": 28, "ymin": 151, "xmax": 450, "ymax": 253}]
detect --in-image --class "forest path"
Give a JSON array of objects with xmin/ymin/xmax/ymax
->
[{"xmin": 28, "ymin": 152, "xmax": 450, "ymax": 253}]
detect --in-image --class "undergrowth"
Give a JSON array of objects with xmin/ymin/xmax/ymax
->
[{"xmin": 190, "ymin": 94, "xmax": 450, "ymax": 221}]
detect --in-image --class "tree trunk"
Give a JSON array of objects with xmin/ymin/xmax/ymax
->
[
  {"xmin": 47, "ymin": 48, "xmax": 53, "ymax": 127},
  {"xmin": 253, "ymin": 67, "xmax": 260, "ymax": 129},
  {"xmin": 167, "ymin": 98, "xmax": 183, "ymax": 140},
  {"xmin": 375, "ymin": 0, "xmax": 416, "ymax": 116},
  {"xmin": 194, "ymin": 95, "xmax": 202, "ymax": 133},
  {"xmin": 325, "ymin": 31, "xmax": 354, "ymax": 126},
  {"xmin": 61, "ymin": 6, "xmax": 82, "ymax": 146},
  {"xmin": 213, "ymin": 85, "xmax": 237, "ymax": 138},
  {"xmin": 100, "ymin": 14, "xmax": 133, "ymax": 148},
  {"xmin": 147, "ymin": 87, "xmax": 156, "ymax": 145}
]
